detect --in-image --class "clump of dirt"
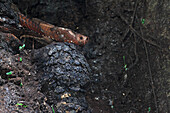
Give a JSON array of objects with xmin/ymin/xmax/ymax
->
[{"xmin": 32, "ymin": 42, "xmax": 91, "ymax": 112}]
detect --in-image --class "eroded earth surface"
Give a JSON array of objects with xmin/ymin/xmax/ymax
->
[{"xmin": 0, "ymin": 0, "xmax": 169, "ymax": 113}]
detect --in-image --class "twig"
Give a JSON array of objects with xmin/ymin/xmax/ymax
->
[
  {"xmin": 141, "ymin": 27, "xmax": 159, "ymax": 113},
  {"xmin": 130, "ymin": 0, "xmax": 138, "ymax": 25},
  {"xmin": 129, "ymin": 25, "xmax": 161, "ymax": 49},
  {"xmin": 121, "ymin": 0, "xmax": 139, "ymax": 70},
  {"xmin": 120, "ymin": 14, "xmax": 162, "ymax": 49},
  {"xmin": 121, "ymin": 0, "xmax": 138, "ymax": 42},
  {"xmin": 127, "ymin": 34, "xmax": 139, "ymax": 70}
]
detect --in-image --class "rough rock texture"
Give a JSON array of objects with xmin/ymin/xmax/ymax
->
[
  {"xmin": 0, "ymin": 46, "xmax": 52, "ymax": 113},
  {"xmin": 0, "ymin": 83, "xmax": 37, "ymax": 113},
  {"xmin": 33, "ymin": 42, "xmax": 91, "ymax": 112}
]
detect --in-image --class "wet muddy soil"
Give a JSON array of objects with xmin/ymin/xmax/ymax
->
[{"xmin": 0, "ymin": 0, "xmax": 170, "ymax": 113}]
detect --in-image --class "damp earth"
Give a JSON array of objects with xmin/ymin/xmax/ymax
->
[{"xmin": 0, "ymin": 0, "xmax": 169, "ymax": 113}]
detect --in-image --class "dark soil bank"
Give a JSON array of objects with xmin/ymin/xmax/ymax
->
[{"xmin": 0, "ymin": 0, "xmax": 170, "ymax": 113}]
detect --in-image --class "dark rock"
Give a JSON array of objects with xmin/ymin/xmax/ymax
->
[{"xmin": 33, "ymin": 42, "xmax": 91, "ymax": 112}]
